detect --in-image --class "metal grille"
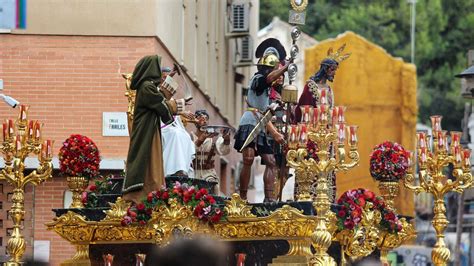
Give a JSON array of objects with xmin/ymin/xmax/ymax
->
[
  {"xmin": 231, "ymin": 3, "xmax": 248, "ymax": 32},
  {"xmin": 240, "ymin": 36, "xmax": 252, "ymax": 61}
]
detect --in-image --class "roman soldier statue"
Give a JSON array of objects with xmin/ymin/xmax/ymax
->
[{"xmin": 234, "ymin": 38, "xmax": 289, "ymax": 202}]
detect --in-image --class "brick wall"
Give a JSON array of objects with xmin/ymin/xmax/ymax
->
[
  {"xmin": 0, "ymin": 34, "xmax": 241, "ymax": 265},
  {"xmin": 32, "ymin": 177, "xmax": 75, "ymax": 265}
]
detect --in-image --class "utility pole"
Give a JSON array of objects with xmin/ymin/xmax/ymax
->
[{"xmin": 407, "ymin": 0, "xmax": 417, "ymax": 64}]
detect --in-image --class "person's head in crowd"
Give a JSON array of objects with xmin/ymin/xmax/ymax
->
[
  {"xmin": 145, "ymin": 236, "xmax": 228, "ymax": 266},
  {"xmin": 23, "ymin": 259, "xmax": 49, "ymax": 266}
]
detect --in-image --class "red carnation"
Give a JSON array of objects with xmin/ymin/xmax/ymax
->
[
  {"xmin": 129, "ymin": 211, "xmax": 137, "ymax": 218},
  {"xmin": 88, "ymin": 184, "xmax": 97, "ymax": 191},
  {"xmin": 338, "ymin": 210, "xmax": 346, "ymax": 218},
  {"xmin": 211, "ymin": 214, "xmax": 221, "ymax": 223},
  {"xmin": 199, "ymin": 188, "xmax": 208, "ymax": 195},
  {"xmin": 384, "ymin": 212, "xmax": 396, "ymax": 221},
  {"xmin": 136, "ymin": 203, "xmax": 145, "ymax": 211},
  {"xmin": 195, "ymin": 192, "xmax": 202, "ymax": 200},
  {"xmin": 363, "ymin": 190, "xmax": 375, "ymax": 200},
  {"xmin": 147, "ymin": 192, "xmax": 153, "ymax": 203},
  {"xmin": 357, "ymin": 197, "xmax": 366, "ymax": 207},
  {"xmin": 351, "ymin": 208, "xmax": 362, "ymax": 218},
  {"xmin": 146, "ymin": 208, "xmax": 153, "ymax": 215},
  {"xmin": 344, "ymin": 220, "xmax": 355, "ymax": 230},
  {"xmin": 161, "ymin": 191, "xmax": 169, "ymax": 200},
  {"xmin": 139, "ymin": 220, "xmax": 146, "ymax": 226},
  {"xmin": 207, "ymin": 196, "xmax": 216, "ymax": 204}
]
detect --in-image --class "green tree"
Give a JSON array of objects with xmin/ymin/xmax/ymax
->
[{"xmin": 260, "ymin": 0, "xmax": 474, "ymax": 131}]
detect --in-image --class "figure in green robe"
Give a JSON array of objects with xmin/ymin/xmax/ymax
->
[{"xmin": 122, "ymin": 55, "xmax": 179, "ymax": 203}]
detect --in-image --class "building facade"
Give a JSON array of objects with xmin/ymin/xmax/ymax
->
[{"xmin": 0, "ymin": 0, "xmax": 259, "ymax": 264}]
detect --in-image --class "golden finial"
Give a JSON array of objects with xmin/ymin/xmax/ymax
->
[{"xmin": 326, "ymin": 43, "xmax": 351, "ymax": 63}]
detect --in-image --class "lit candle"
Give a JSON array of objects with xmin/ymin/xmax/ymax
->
[
  {"xmin": 298, "ymin": 123, "xmax": 307, "ymax": 147},
  {"xmin": 348, "ymin": 125, "xmax": 358, "ymax": 146},
  {"xmin": 40, "ymin": 141, "xmax": 47, "ymax": 160},
  {"xmin": 463, "ymin": 149, "xmax": 471, "ymax": 168},
  {"xmin": 46, "ymin": 139, "xmax": 53, "ymax": 158},
  {"xmin": 289, "ymin": 124, "xmax": 299, "ymax": 148},
  {"xmin": 417, "ymin": 132, "xmax": 427, "ymax": 149},
  {"xmin": 319, "ymin": 104, "xmax": 328, "ymax": 123},
  {"xmin": 420, "ymin": 147, "xmax": 428, "ymax": 164},
  {"xmin": 28, "ymin": 120, "xmax": 34, "ymax": 139},
  {"xmin": 454, "ymin": 146, "xmax": 462, "ymax": 165},
  {"xmin": 331, "ymin": 108, "xmax": 338, "ymax": 126},
  {"xmin": 15, "ymin": 135, "xmax": 21, "ymax": 153},
  {"xmin": 336, "ymin": 123, "xmax": 346, "ymax": 144},
  {"xmin": 312, "ymin": 106, "xmax": 319, "ymax": 128},
  {"xmin": 450, "ymin": 131, "xmax": 462, "ymax": 149},
  {"xmin": 2, "ymin": 122, "xmax": 7, "ymax": 142},
  {"xmin": 437, "ymin": 131, "xmax": 446, "ymax": 151},
  {"xmin": 430, "ymin": 115, "xmax": 443, "ymax": 134},
  {"xmin": 300, "ymin": 105, "xmax": 313, "ymax": 124},
  {"xmin": 8, "ymin": 119, "xmax": 14, "ymax": 136},
  {"xmin": 443, "ymin": 131, "xmax": 449, "ymax": 153},
  {"xmin": 337, "ymin": 106, "xmax": 345, "ymax": 123},
  {"xmin": 406, "ymin": 151, "xmax": 414, "ymax": 168},
  {"xmin": 34, "ymin": 121, "xmax": 41, "ymax": 140},
  {"xmin": 320, "ymin": 88, "xmax": 327, "ymax": 105},
  {"xmin": 19, "ymin": 105, "xmax": 28, "ymax": 121}
]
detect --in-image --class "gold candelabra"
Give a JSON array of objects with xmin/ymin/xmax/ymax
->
[
  {"xmin": 286, "ymin": 98, "xmax": 359, "ymax": 265},
  {"xmin": 404, "ymin": 115, "xmax": 473, "ymax": 266},
  {"xmin": 0, "ymin": 105, "xmax": 53, "ymax": 265}
]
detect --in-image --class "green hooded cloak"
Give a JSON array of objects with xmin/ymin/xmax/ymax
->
[{"xmin": 123, "ymin": 55, "xmax": 175, "ymax": 193}]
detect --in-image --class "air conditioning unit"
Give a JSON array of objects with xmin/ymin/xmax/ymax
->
[
  {"xmin": 230, "ymin": 2, "xmax": 249, "ymax": 32},
  {"xmin": 226, "ymin": 1, "xmax": 250, "ymax": 38},
  {"xmin": 234, "ymin": 36, "xmax": 253, "ymax": 67},
  {"xmin": 240, "ymin": 36, "xmax": 253, "ymax": 62}
]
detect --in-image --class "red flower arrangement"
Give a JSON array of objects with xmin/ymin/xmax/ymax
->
[
  {"xmin": 58, "ymin": 134, "xmax": 101, "ymax": 180},
  {"xmin": 369, "ymin": 141, "xmax": 409, "ymax": 182},
  {"xmin": 336, "ymin": 188, "xmax": 402, "ymax": 233},
  {"xmin": 121, "ymin": 181, "xmax": 225, "ymax": 226}
]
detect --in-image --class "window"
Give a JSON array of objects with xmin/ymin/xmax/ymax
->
[
  {"xmin": 7, "ymin": 193, "xmax": 13, "ymax": 202},
  {"xmin": 0, "ymin": 183, "xmax": 3, "ymax": 194},
  {"xmin": 0, "ymin": 237, "xmax": 2, "ymax": 246},
  {"xmin": 0, "ymin": 219, "xmax": 3, "ymax": 228},
  {"xmin": 6, "ymin": 228, "xmax": 13, "ymax": 237},
  {"xmin": 0, "ymin": 201, "xmax": 2, "ymax": 210}
]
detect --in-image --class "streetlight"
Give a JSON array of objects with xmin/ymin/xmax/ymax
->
[
  {"xmin": 453, "ymin": 60, "xmax": 474, "ymax": 266},
  {"xmin": 407, "ymin": 0, "xmax": 417, "ymax": 64},
  {"xmin": 456, "ymin": 65, "xmax": 474, "ymax": 99}
]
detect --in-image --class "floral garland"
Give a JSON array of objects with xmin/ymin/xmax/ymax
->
[
  {"xmin": 336, "ymin": 188, "xmax": 402, "ymax": 233},
  {"xmin": 121, "ymin": 181, "xmax": 225, "ymax": 226},
  {"xmin": 369, "ymin": 141, "xmax": 409, "ymax": 182},
  {"xmin": 81, "ymin": 175, "xmax": 118, "ymax": 208},
  {"xmin": 58, "ymin": 134, "xmax": 101, "ymax": 180}
]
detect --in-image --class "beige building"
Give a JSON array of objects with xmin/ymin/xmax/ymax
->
[
  {"xmin": 1, "ymin": 0, "xmax": 260, "ymax": 263},
  {"xmin": 258, "ymin": 16, "xmax": 318, "ymax": 93}
]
